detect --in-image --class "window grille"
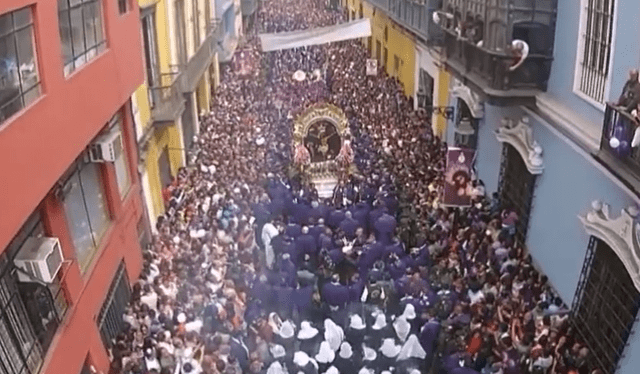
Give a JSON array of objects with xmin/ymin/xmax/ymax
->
[
  {"xmin": 571, "ymin": 237, "xmax": 640, "ymax": 374},
  {"xmin": 97, "ymin": 261, "xmax": 130, "ymax": 349},
  {"xmin": 575, "ymin": 0, "xmax": 615, "ymax": 103},
  {"xmin": 498, "ymin": 143, "xmax": 536, "ymax": 245},
  {"xmin": 57, "ymin": 0, "xmax": 107, "ymax": 76}
]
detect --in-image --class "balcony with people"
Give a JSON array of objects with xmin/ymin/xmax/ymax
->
[
  {"xmin": 433, "ymin": 0, "xmax": 557, "ymax": 102},
  {"xmin": 597, "ymin": 69, "xmax": 640, "ymax": 196},
  {"xmin": 367, "ymin": 0, "xmax": 443, "ymax": 44}
]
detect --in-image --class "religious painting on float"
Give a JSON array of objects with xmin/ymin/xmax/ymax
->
[
  {"xmin": 442, "ymin": 147, "xmax": 476, "ymax": 207},
  {"xmin": 304, "ymin": 120, "xmax": 342, "ymax": 162}
]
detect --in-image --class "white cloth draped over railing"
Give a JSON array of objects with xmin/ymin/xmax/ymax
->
[{"xmin": 259, "ymin": 19, "xmax": 372, "ymax": 52}]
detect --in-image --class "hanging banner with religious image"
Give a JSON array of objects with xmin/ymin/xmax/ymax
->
[
  {"xmin": 442, "ymin": 147, "xmax": 476, "ymax": 207},
  {"xmin": 366, "ymin": 59, "xmax": 378, "ymax": 76}
]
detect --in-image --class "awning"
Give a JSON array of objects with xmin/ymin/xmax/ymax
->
[{"xmin": 259, "ymin": 19, "xmax": 372, "ymax": 52}]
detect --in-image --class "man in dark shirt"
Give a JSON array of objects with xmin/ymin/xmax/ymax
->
[{"xmin": 614, "ymin": 69, "xmax": 640, "ymax": 112}]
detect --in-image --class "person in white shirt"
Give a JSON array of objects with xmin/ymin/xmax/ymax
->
[{"xmin": 261, "ymin": 222, "xmax": 279, "ymax": 269}]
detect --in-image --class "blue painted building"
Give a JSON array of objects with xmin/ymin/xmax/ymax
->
[{"xmin": 436, "ymin": 0, "xmax": 640, "ymax": 373}]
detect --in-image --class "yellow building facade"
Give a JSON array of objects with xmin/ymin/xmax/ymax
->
[
  {"xmin": 343, "ymin": 0, "xmax": 451, "ymax": 137},
  {"xmin": 345, "ymin": 0, "xmax": 415, "ymax": 98},
  {"xmin": 133, "ymin": 0, "xmax": 221, "ymax": 227}
]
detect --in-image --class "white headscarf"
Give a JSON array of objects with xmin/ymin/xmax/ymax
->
[
  {"xmin": 294, "ymin": 351, "xmax": 318, "ymax": 369},
  {"xmin": 372, "ymin": 313, "xmax": 387, "ymax": 330},
  {"xmin": 401, "ymin": 303, "xmax": 416, "ymax": 320},
  {"xmin": 267, "ymin": 361, "xmax": 286, "ymax": 374},
  {"xmin": 349, "ymin": 315, "xmax": 366, "ymax": 330},
  {"xmin": 270, "ymin": 344, "xmax": 286, "ymax": 359},
  {"xmin": 298, "ymin": 321, "xmax": 319, "ymax": 340},
  {"xmin": 338, "ymin": 342, "xmax": 353, "ymax": 359},
  {"xmin": 397, "ymin": 335, "xmax": 427, "ymax": 360},
  {"xmin": 380, "ymin": 338, "xmax": 401, "ymax": 358},
  {"xmin": 393, "ymin": 317, "xmax": 411, "ymax": 342},
  {"xmin": 278, "ymin": 320, "xmax": 295, "ymax": 339},
  {"xmin": 324, "ymin": 319, "xmax": 344, "ymax": 351},
  {"xmin": 324, "ymin": 366, "xmax": 340, "ymax": 374},
  {"xmin": 315, "ymin": 341, "xmax": 336, "ymax": 363},
  {"xmin": 362, "ymin": 344, "xmax": 377, "ymax": 361}
]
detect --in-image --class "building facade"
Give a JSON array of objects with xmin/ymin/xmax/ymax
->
[
  {"xmin": 133, "ymin": 0, "xmax": 228, "ymax": 230},
  {"xmin": 435, "ymin": 0, "xmax": 640, "ymax": 373},
  {"xmin": 343, "ymin": 0, "xmax": 451, "ymax": 137},
  {"xmin": 0, "ymin": 0, "xmax": 146, "ymax": 373}
]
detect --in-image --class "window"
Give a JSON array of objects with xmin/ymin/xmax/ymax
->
[
  {"xmin": 375, "ymin": 40, "xmax": 381, "ymax": 62},
  {"xmin": 0, "ymin": 212, "xmax": 66, "ymax": 374},
  {"xmin": 192, "ymin": 0, "xmax": 201, "ymax": 49},
  {"xmin": 141, "ymin": 9, "xmax": 160, "ymax": 104},
  {"xmin": 384, "ymin": 26, "xmax": 388, "ymax": 43},
  {"xmin": 453, "ymin": 99, "xmax": 478, "ymax": 149},
  {"xmin": 417, "ymin": 68, "xmax": 434, "ymax": 110},
  {"xmin": 110, "ymin": 113, "xmax": 131, "ymax": 198},
  {"xmin": 574, "ymin": 0, "xmax": 616, "ymax": 104},
  {"xmin": 158, "ymin": 146, "xmax": 173, "ymax": 189},
  {"xmin": 118, "ymin": 0, "xmax": 128, "ymax": 14},
  {"xmin": 0, "ymin": 7, "xmax": 41, "ymax": 125},
  {"xmin": 174, "ymin": 0, "xmax": 187, "ymax": 65},
  {"xmin": 383, "ymin": 47, "xmax": 388, "ymax": 67},
  {"xmin": 98, "ymin": 261, "xmax": 130, "ymax": 348},
  {"xmin": 62, "ymin": 161, "xmax": 111, "ymax": 272},
  {"xmin": 359, "ymin": 4, "xmax": 363, "ymax": 19},
  {"xmin": 572, "ymin": 237, "xmax": 639, "ymax": 374},
  {"xmin": 498, "ymin": 143, "xmax": 536, "ymax": 245},
  {"xmin": 58, "ymin": 0, "xmax": 107, "ymax": 76},
  {"xmin": 393, "ymin": 55, "xmax": 400, "ymax": 77}
]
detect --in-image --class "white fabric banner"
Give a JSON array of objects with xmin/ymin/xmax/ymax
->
[{"xmin": 259, "ymin": 19, "xmax": 372, "ymax": 52}]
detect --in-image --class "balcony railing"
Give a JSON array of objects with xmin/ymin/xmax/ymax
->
[
  {"xmin": 443, "ymin": 32, "xmax": 553, "ymax": 92},
  {"xmin": 367, "ymin": 0, "xmax": 443, "ymax": 44},
  {"xmin": 149, "ymin": 72, "xmax": 185, "ymax": 125},
  {"xmin": 600, "ymin": 103, "xmax": 640, "ymax": 172},
  {"xmin": 436, "ymin": 0, "xmax": 557, "ymax": 97}
]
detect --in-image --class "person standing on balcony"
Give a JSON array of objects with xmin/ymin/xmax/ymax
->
[{"xmin": 613, "ymin": 69, "xmax": 640, "ymax": 113}]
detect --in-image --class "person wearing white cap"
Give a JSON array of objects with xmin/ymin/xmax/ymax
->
[
  {"xmin": 298, "ymin": 321, "xmax": 321, "ymax": 353},
  {"xmin": 361, "ymin": 343, "xmax": 377, "ymax": 363}
]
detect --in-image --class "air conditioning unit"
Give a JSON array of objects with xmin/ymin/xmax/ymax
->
[
  {"xmin": 89, "ymin": 127, "xmax": 123, "ymax": 163},
  {"xmin": 14, "ymin": 237, "xmax": 64, "ymax": 283}
]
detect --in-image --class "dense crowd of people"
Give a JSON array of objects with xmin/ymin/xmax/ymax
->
[{"xmin": 107, "ymin": 1, "xmax": 600, "ymax": 374}]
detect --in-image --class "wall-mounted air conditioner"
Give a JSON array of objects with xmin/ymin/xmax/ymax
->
[
  {"xmin": 89, "ymin": 127, "xmax": 123, "ymax": 163},
  {"xmin": 14, "ymin": 237, "xmax": 64, "ymax": 283}
]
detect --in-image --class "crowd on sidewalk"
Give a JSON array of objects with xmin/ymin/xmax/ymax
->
[{"xmin": 107, "ymin": 1, "xmax": 598, "ymax": 374}]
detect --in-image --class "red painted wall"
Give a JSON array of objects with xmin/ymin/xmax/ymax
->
[
  {"xmin": 0, "ymin": 0, "xmax": 146, "ymax": 372},
  {"xmin": 0, "ymin": 0, "xmax": 145, "ymax": 250}
]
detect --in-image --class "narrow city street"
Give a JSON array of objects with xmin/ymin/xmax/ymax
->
[{"xmin": 122, "ymin": 1, "xmax": 589, "ymax": 374}]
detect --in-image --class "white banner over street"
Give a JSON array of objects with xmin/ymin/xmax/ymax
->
[{"xmin": 259, "ymin": 19, "xmax": 372, "ymax": 52}]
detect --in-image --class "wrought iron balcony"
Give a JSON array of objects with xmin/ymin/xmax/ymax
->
[
  {"xmin": 596, "ymin": 103, "xmax": 640, "ymax": 196},
  {"xmin": 149, "ymin": 72, "xmax": 185, "ymax": 126},
  {"xmin": 436, "ymin": 0, "xmax": 557, "ymax": 101},
  {"xmin": 367, "ymin": 0, "xmax": 443, "ymax": 44},
  {"xmin": 241, "ymin": 0, "xmax": 259, "ymax": 16}
]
